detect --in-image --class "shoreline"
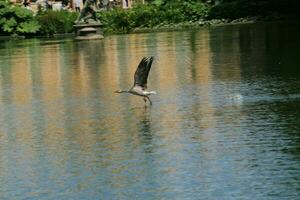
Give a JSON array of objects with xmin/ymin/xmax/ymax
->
[
  {"xmin": 0, "ymin": 15, "xmax": 297, "ymax": 40},
  {"xmin": 125, "ymin": 15, "xmax": 295, "ymax": 34}
]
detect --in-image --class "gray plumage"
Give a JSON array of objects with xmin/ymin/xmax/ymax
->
[
  {"xmin": 115, "ymin": 57, "xmax": 156, "ymax": 105},
  {"xmin": 134, "ymin": 57, "xmax": 153, "ymax": 89}
]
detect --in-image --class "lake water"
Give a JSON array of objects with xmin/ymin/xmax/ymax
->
[{"xmin": 0, "ymin": 22, "xmax": 300, "ymax": 199}]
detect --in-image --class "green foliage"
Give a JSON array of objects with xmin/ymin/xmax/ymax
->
[
  {"xmin": 162, "ymin": 1, "xmax": 210, "ymax": 22},
  {"xmin": 97, "ymin": 1, "xmax": 210, "ymax": 33},
  {"xmin": 100, "ymin": 8, "xmax": 134, "ymax": 32},
  {"xmin": 98, "ymin": 0, "xmax": 299, "ymax": 34},
  {"xmin": 17, "ymin": 21, "xmax": 41, "ymax": 33},
  {"xmin": 151, "ymin": 0, "xmax": 164, "ymax": 6},
  {"xmin": 131, "ymin": 4, "xmax": 160, "ymax": 27},
  {"xmin": 0, "ymin": 0, "xmax": 40, "ymax": 35},
  {"xmin": 3, "ymin": 18, "xmax": 17, "ymax": 32},
  {"xmin": 36, "ymin": 10, "xmax": 78, "ymax": 35}
]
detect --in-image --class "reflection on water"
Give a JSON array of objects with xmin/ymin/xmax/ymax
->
[{"xmin": 0, "ymin": 22, "xmax": 300, "ymax": 199}]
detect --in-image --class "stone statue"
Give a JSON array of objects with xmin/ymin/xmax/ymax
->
[
  {"xmin": 76, "ymin": 0, "xmax": 99, "ymax": 23},
  {"xmin": 74, "ymin": 0, "xmax": 103, "ymax": 40}
]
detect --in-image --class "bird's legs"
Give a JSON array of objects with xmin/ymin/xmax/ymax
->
[
  {"xmin": 142, "ymin": 96, "xmax": 152, "ymax": 105},
  {"xmin": 145, "ymin": 96, "xmax": 152, "ymax": 105}
]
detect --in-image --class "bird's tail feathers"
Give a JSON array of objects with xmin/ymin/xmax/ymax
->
[
  {"xmin": 149, "ymin": 91, "xmax": 157, "ymax": 95},
  {"xmin": 142, "ymin": 91, "xmax": 157, "ymax": 95}
]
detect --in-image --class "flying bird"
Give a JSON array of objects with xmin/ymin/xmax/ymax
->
[{"xmin": 115, "ymin": 57, "xmax": 156, "ymax": 105}]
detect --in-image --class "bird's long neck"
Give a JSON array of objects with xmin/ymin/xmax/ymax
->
[{"xmin": 116, "ymin": 90, "xmax": 130, "ymax": 94}]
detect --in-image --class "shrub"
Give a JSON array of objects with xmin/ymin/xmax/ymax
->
[
  {"xmin": 130, "ymin": 4, "xmax": 160, "ymax": 27},
  {"xmin": 97, "ymin": 1, "xmax": 209, "ymax": 33},
  {"xmin": 36, "ymin": 10, "xmax": 78, "ymax": 36},
  {"xmin": 0, "ymin": 0, "xmax": 40, "ymax": 35}
]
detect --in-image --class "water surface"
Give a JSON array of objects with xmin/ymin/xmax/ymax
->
[{"xmin": 0, "ymin": 22, "xmax": 300, "ymax": 199}]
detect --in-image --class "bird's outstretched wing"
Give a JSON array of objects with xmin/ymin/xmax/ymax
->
[{"xmin": 134, "ymin": 56, "xmax": 154, "ymax": 89}]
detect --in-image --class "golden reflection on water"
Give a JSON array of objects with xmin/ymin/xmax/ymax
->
[
  {"xmin": 0, "ymin": 29, "xmax": 237, "ymax": 165},
  {"xmin": 5, "ymin": 25, "xmax": 282, "ymax": 192}
]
